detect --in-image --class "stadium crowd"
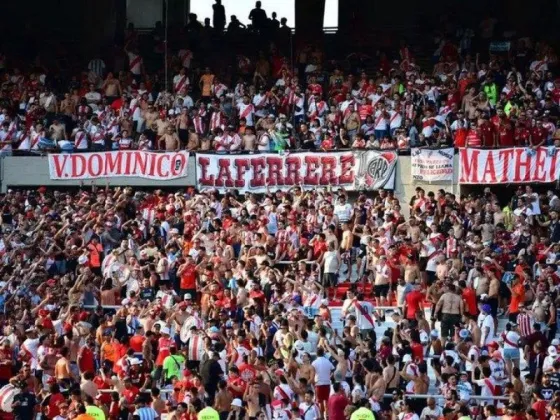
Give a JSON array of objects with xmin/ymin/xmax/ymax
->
[
  {"xmin": 0, "ymin": 1, "xmax": 559, "ymax": 420},
  {"xmin": 1, "ymin": 2, "xmax": 560, "ymax": 154}
]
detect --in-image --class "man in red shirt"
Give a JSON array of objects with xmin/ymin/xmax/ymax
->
[
  {"xmin": 122, "ymin": 377, "xmax": 140, "ymax": 404},
  {"xmin": 514, "ymin": 120, "xmax": 531, "ymax": 146},
  {"xmin": 403, "ymin": 284, "xmax": 424, "ymax": 321},
  {"xmin": 226, "ymin": 366, "xmax": 247, "ymax": 398},
  {"xmin": 177, "ymin": 256, "xmax": 197, "ymax": 299},
  {"xmin": 498, "ymin": 119, "xmax": 515, "ymax": 147},
  {"xmin": 311, "ymin": 233, "xmax": 328, "ymax": 261},
  {"xmin": 479, "ymin": 114, "xmax": 497, "ymax": 147},
  {"xmin": 0, "ymin": 341, "xmax": 13, "ymax": 386},
  {"xmin": 129, "ymin": 326, "xmax": 146, "ymax": 353},
  {"xmin": 531, "ymin": 119, "xmax": 548, "ymax": 147},
  {"xmin": 327, "ymin": 382, "xmax": 349, "ymax": 420},
  {"xmin": 459, "ymin": 280, "xmax": 478, "ymax": 317},
  {"xmin": 77, "ymin": 338, "xmax": 96, "ymax": 375},
  {"xmin": 491, "ymin": 107, "xmax": 509, "ymax": 129}
]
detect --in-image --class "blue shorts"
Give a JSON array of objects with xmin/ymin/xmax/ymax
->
[{"xmin": 503, "ymin": 347, "xmax": 520, "ymax": 361}]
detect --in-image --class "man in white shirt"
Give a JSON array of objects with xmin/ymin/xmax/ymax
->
[
  {"xmin": 334, "ymin": 195, "xmax": 352, "ymax": 224},
  {"xmin": 311, "ymin": 347, "xmax": 334, "ymax": 415},
  {"xmin": 84, "ymin": 84, "xmax": 102, "ymax": 111},
  {"xmin": 299, "ymin": 390, "xmax": 321, "ymax": 420},
  {"xmin": 524, "ymin": 185, "xmax": 541, "ymax": 215},
  {"xmin": 420, "ymin": 398, "xmax": 442, "ymax": 420},
  {"xmin": 478, "ymin": 304, "xmax": 495, "ymax": 346}
]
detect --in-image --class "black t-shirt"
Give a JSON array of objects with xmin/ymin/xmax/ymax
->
[
  {"xmin": 550, "ymin": 220, "xmax": 560, "ymax": 243},
  {"xmin": 538, "ymin": 385, "xmax": 556, "ymax": 401},
  {"xmin": 548, "ymin": 372, "xmax": 560, "ymax": 390},
  {"xmin": 12, "ymin": 392, "xmax": 36, "ymax": 420},
  {"xmin": 140, "ymin": 287, "xmax": 156, "ymax": 301}
]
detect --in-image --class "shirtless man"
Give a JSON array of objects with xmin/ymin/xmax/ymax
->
[
  {"xmin": 340, "ymin": 222, "xmax": 353, "ymax": 282},
  {"xmin": 60, "ymin": 93, "xmax": 76, "ymax": 118},
  {"xmin": 404, "ymin": 258, "xmax": 421, "ymax": 284},
  {"xmin": 487, "ymin": 270, "xmax": 501, "ymax": 317},
  {"xmin": 186, "ymin": 127, "xmax": 200, "ymax": 150},
  {"xmin": 143, "ymin": 104, "xmax": 159, "ymax": 130},
  {"xmin": 242, "ymin": 126, "xmax": 256, "ymax": 150},
  {"xmin": 54, "ymin": 347, "xmax": 73, "ymax": 386},
  {"xmin": 398, "ymin": 218, "xmax": 422, "ymax": 243},
  {"xmin": 120, "ymin": 115, "xmax": 133, "ymax": 135},
  {"xmin": 436, "ymin": 257, "xmax": 449, "ymax": 281},
  {"xmin": 159, "ymin": 126, "xmax": 180, "ymax": 151},
  {"xmin": 256, "ymin": 114, "xmax": 276, "ymax": 131},
  {"xmin": 373, "ymin": 256, "xmax": 390, "ymax": 307},
  {"xmin": 369, "ymin": 366, "xmax": 387, "ymax": 402},
  {"xmin": 298, "ymin": 353, "xmax": 315, "ymax": 384},
  {"xmin": 435, "ymin": 283, "xmax": 464, "ymax": 340},
  {"xmin": 244, "ymin": 381, "xmax": 261, "ymax": 419},
  {"xmin": 102, "ymin": 73, "xmax": 122, "ymax": 100},
  {"xmin": 49, "ymin": 120, "xmax": 66, "ymax": 141},
  {"xmin": 177, "ymin": 108, "xmax": 190, "ymax": 147},
  {"xmin": 168, "ymin": 304, "xmax": 189, "ymax": 333},
  {"xmin": 466, "ymin": 315, "xmax": 482, "ymax": 347},
  {"xmin": 214, "ymin": 380, "xmax": 233, "ymax": 418},
  {"xmin": 200, "ymin": 136, "xmax": 212, "ymax": 150}
]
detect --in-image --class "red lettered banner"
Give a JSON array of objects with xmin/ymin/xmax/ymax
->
[
  {"xmin": 48, "ymin": 151, "xmax": 190, "ymax": 180},
  {"xmin": 459, "ymin": 147, "xmax": 560, "ymax": 184},
  {"xmin": 195, "ymin": 151, "xmax": 397, "ymax": 193}
]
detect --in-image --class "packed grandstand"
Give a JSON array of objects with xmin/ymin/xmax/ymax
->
[{"xmin": 0, "ymin": 1, "xmax": 559, "ymax": 420}]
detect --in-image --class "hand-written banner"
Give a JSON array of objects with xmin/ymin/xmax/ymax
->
[
  {"xmin": 411, "ymin": 148, "xmax": 454, "ymax": 182},
  {"xmin": 459, "ymin": 147, "xmax": 560, "ymax": 184},
  {"xmin": 48, "ymin": 151, "xmax": 190, "ymax": 180},
  {"xmin": 195, "ymin": 151, "xmax": 398, "ymax": 193}
]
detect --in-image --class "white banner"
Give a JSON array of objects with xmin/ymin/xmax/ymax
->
[
  {"xmin": 48, "ymin": 151, "xmax": 190, "ymax": 180},
  {"xmin": 195, "ymin": 151, "xmax": 397, "ymax": 193},
  {"xmin": 411, "ymin": 148, "xmax": 454, "ymax": 182},
  {"xmin": 459, "ymin": 147, "xmax": 560, "ymax": 184}
]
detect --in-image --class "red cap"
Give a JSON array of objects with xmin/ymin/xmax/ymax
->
[{"xmin": 42, "ymin": 319, "xmax": 53, "ymax": 329}]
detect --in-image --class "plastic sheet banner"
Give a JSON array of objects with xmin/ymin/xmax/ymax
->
[
  {"xmin": 459, "ymin": 147, "xmax": 560, "ymax": 184},
  {"xmin": 48, "ymin": 151, "xmax": 190, "ymax": 180},
  {"xmin": 195, "ymin": 150, "xmax": 398, "ymax": 193},
  {"xmin": 411, "ymin": 148, "xmax": 454, "ymax": 182}
]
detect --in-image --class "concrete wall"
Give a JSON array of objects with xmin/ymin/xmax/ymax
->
[{"xmin": 0, "ymin": 155, "xmax": 461, "ymax": 207}]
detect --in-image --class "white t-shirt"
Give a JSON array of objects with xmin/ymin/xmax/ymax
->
[
  {"xmin": 299, "ymin": 402, "xmax": 321, "ymax": 420},
  {"xmin": 457, "ymin": 380, "xmax": 473, "ymax": 401},
  {"xmin": 478, "ymin": 313, "xmax": 495, "ymax": 346},
  {"xmin": 420, "ymin": 406, "xmax": 442, "ymax": 420},
  {"xmin": 354, "ymin": 300, "xmax": 375, "ymax": 330},
  {"xmin": 502, "ymin": 330, "xmax": 520, "ymax": 349},
  {"xmin": 474, "ymin": 377, "xmax": 499, "ymax": 405},
  {"xmin": 489, "ymin": 358, "xmax": 506, "ymax": 383},
  {"xmin": 334, "ymin": 203, "xmax": 352, "ymax": 222},
  {"xmin": 312, "ymin": 356, "xmax": 334, "ymax": 386},
  {"xmin": 323, "ymin": 250, "xmax": 340, "ymax": 273},
  {"xmin": 399, "ymin": 412, "xmax": 420, "ymax": 420}
]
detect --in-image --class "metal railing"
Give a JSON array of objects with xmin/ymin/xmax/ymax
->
[{"xmin": 383, "ymin": 393, "xmax": 509, "ymax": 401}]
